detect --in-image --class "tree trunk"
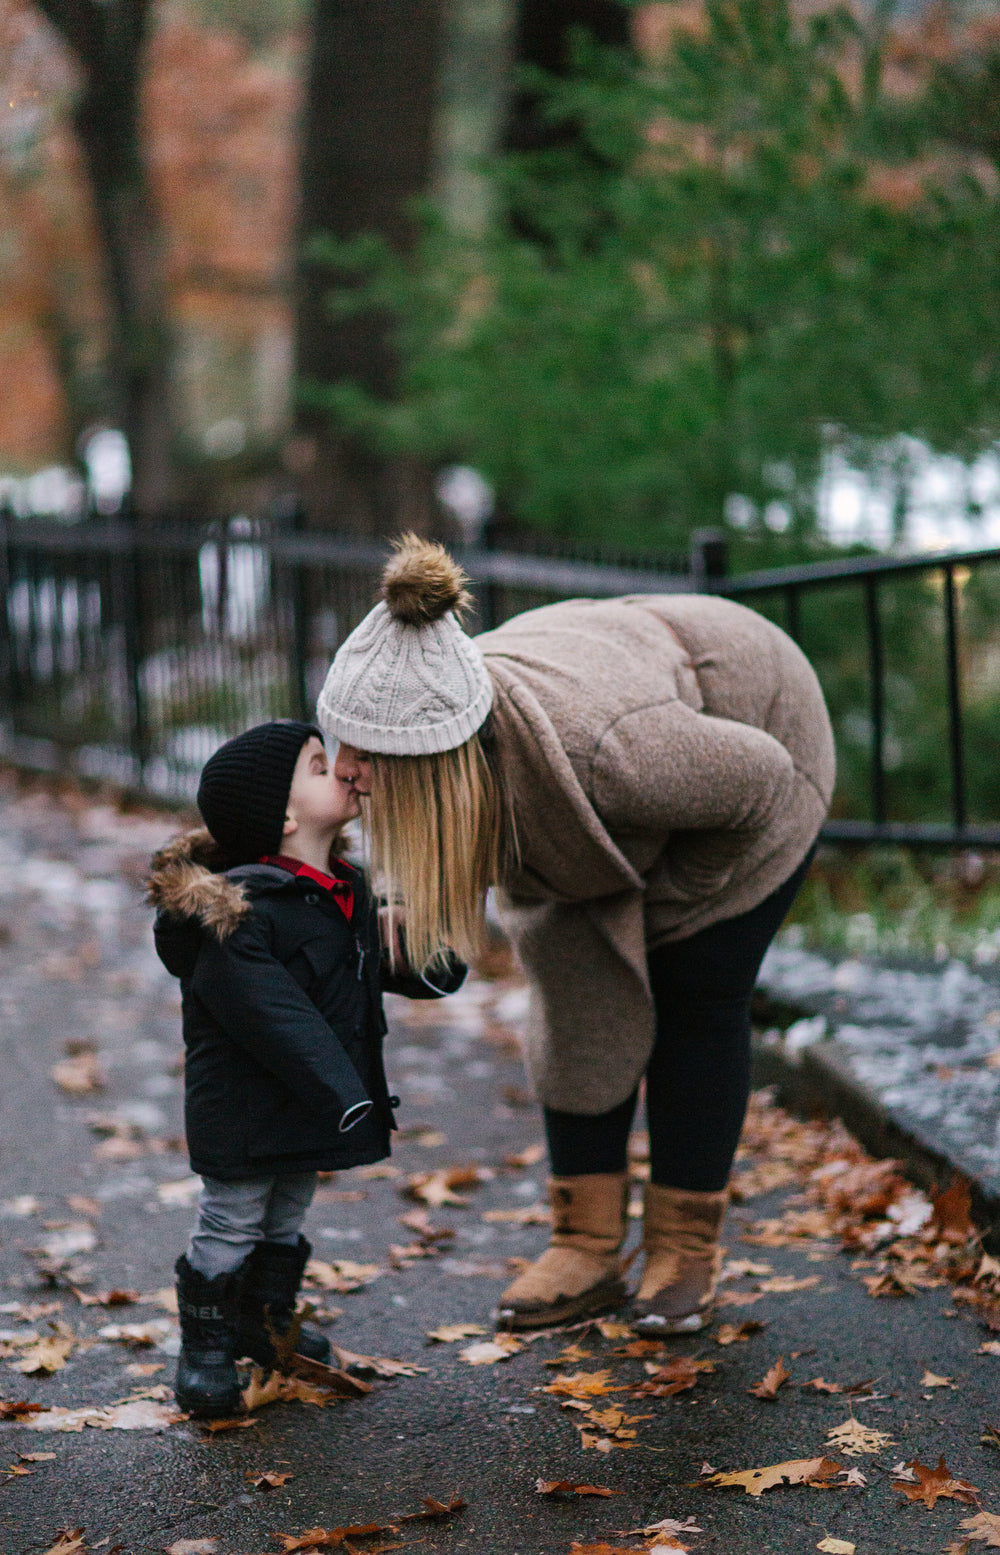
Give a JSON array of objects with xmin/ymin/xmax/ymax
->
[
  {"xmin": 35, "ymin": 0, "xmax": 175, "ymax": 518},
  {"xmin": 293, "ymin": 0, "xmax": 446, "ymax": 534}
]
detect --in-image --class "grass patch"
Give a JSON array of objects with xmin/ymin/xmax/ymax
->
[{"xmin": 784, "ymin": 846, "xmax": 1000, "ymax": 965}]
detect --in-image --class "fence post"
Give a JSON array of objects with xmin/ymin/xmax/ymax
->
[
  {"xmin": 690, "ymin": 528, "xmax": 728, "ymax": 591},
  {"xmin": 275, "ymin": 496, "xmax": 310, "ymax": 721},
  {"xmin": 114, "ymin": 497, "xmax": 149, "ymax": 783}
]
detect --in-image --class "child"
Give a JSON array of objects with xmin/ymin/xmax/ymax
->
[{"xmin": 147, "ymin": 719, "xmax": 464, "ymax": 1416}]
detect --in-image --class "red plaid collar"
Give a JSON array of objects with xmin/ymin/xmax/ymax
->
[{"xmin": 259, "ymin": 854, "xmax": 354, "ymax": 921}]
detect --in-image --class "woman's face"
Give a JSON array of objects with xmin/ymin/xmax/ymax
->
[{"xmin": 333, "ymin": 742, "xmax": 374, "ymax": 798}]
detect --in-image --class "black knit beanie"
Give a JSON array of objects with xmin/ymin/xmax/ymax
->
[{"xmin": 197, "ymin": 720, "xmax": 321, "ymax": 863}]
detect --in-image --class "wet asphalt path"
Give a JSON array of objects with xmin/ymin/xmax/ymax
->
[{"xmin": 0, "ymin": 772, "xmax": 998, "ymax": 1555}]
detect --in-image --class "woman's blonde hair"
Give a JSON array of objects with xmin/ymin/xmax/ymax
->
[{"xmin": 362, "ymin": 722, "xmax": 514, "ymax": 973}]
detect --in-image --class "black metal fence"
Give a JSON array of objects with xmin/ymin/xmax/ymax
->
[{"xmin": 2, "ymin": 510, "xmax": 999, "ymax": 848}]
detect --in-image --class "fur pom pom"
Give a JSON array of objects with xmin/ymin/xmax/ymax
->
[{"xmin": 381, "ymin": 533, "xmax": 472, "ymax": 625}]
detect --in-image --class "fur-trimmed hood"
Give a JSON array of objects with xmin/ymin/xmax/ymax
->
[{"xmin": 146, "ymin": 827, "xmax": 250, "ymax": 941}]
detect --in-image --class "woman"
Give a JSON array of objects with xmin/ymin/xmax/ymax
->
[{"xmin": 317, "ymin": 536, "xmax": 835, "ymax": 1334}]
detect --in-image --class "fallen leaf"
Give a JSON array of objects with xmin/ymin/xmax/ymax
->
[
  {"xmin": 27, "ymin": 1401, "xmax": 182, "ymax": 1432},
  {"xmin": 2, "ymin": 1195, "xmax": 40, "ymax": 1217},
  {"xmin": 41, "ymin": 1532, "xmax": 87, "ymax": 1555},
  {"xmin": 459, "ymin": 1335, "xmax": 522, "ymax": 1365},
  {"xmin": 748, "ymin": 1356, "xmax": 790, "ymax": 1400},
  {"xmin": 98, "ymin": 1321, "xmax": 173, "ymax": 1348},
  {"xmin": 825, "ymin": 1418, "xmax": 894, "ymax": 1455},
  {"xmin": 699, "ymin": 1456, "xmax": 842, "ymax": 1495},
  {"xmin": 758, "ymin": 1275, "xmax": 821, "ymax": 1293},
  {"xmin": 504, "ymin": 1144, "xmax": 546, "ymax": 1168},
  {"xmin": 621, "ymin": 1518, "xmax": 703, "ymax": 1538},
  {"xmin": 155, "ymin": 1177, "xmax": 202, "ymax": 1207},
  {"xmin": 163, "ymin": 1542, "xmax": 219, "ymax": 1555},
  {"xmin": 18, "ymin": 1451, "xmax": 56, "ymax": 1461},
  {"xmin": 65, "ymin": 1197, "xmax": 101, "ymax": 1219},
  {"xmin": 933, "ymin": 1178, "xmax": 973, "ymax": 1242},
  {"xmin": 544, "ymin": 1369, "xmax": 625, "ymax": 1399},
  {"xmin": 330, "ymin": 1346, "xmax": 428, "ymax": 1378},
  {"xmin": 31, "ymin": 1225, "xmax": 97, "ymax": 1263},
  {"xmin": 722, "ymin": 1259, "xmax": 773, "ymax": 1279},
  {"xmin": 863, "ymin": 1270, "xmax": 918, "ymax": 1298},
  {"xmin": 633, "ymin": 1357, "xmax": 714, "ymax": 1397},
  {"xmin": 303, "ymin": 1259, "xmax": 382, "ymax": 1293},
  {"xmin": 199, "ymin": 1416, "xmax": 256, "ymax": 1434},
  {"xmin": 804, "ymin": 1377, "xmax": 842, "ymax": 1393},
  {"xmin": 426, "ymin": 1323, "xmax": 487, "ymax": 1343},
  {"xmin": 816, "ymin": 1539, "xmax": 855, "ymax": 1553},
  {"xmin": 715, "ymin": 1321, "xmax": 765, "ymax": 1346},
  {"xmin": 0, "ymin": 1399, "xmax": 45, "ymax": 1420},
  {"xmin": 957, "ymin": 1511, "xmax": 1000, "ymax": 1546},
  {"xmin": 920, "ymin": 1370, "xmax": 955, "ymax": 1388},
  {"xmin": 594, "ymin": 1320, "xmax": 634, "ymax": 1340},
  {"xmin": 715, "ymin": 1289, "xmax": 765, "ymax": 1307},
  {"xmin": 547, "ymin": 1342, "xmax": 595, "ymax": 1367},
  {"xmin": 403, "ymin": 1166, "xmax": 492, "ymax": 1206},
  {"xmin": 568, "ymin": 1545, "xmax": 657, "ymax": 1554},
  {"xmin": 272, "ymin": 1524, "xmax": 387, "ymax": 1550},
  {"xmin": 73, "ymin": 1289, "xmax": 140, "ymax": 1308},
  {"xmin": 10, "ymin": 1335, "xmax": 75, "ymax": 1375},
  {"xmin": 398, "ymin": 1493, "xmax": 467, "ymax": 1522},
  {"xmin": 535, "ymin": 1479, "xmax": 620, "ymax": 1496},
  {"xmin": 397, "ymin": 1209, "xmax": 453, "ymax": 1243},
  {"xmin": 978, "ymin": 1342, "xmax": 1000, "ymax": 1356},
  {"xmin": 246, "ymin": 1469, "xmax": 294, "ymax": 1490},
  {"xmin": 51, "ymin": 1047, "xmax": 104, "ymax": 1095},
  {"xmin": 891, "ymin": 1456, "xmax": 978, "ymax": 1509}
]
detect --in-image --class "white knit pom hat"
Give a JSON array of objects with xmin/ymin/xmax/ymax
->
[{"xmin": 316, "ymin": 535, "xmax": 494, "ymax": 757}]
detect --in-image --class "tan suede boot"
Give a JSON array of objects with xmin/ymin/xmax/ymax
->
[
  {"xmin": 495, "ymin": 1173, "xmax": 629, "ymax": 1331},
  {"xmin": 633, "ymin": 1183, "xmax": 728, "ymax": 1335}
]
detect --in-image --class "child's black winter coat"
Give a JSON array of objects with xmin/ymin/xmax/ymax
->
[{"xmin": 148, "ymin": 830, "xmax": 464, "ymax": 1181}]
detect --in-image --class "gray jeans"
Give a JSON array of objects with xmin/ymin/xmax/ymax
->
[{"xmin": 187, "ymin": 1172, "xmax": 318, "ymax": 1279}]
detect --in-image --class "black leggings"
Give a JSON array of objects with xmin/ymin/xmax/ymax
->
[{"xmin": 543, "ymin": 849, "xmax": 814, "ymax": 1193}]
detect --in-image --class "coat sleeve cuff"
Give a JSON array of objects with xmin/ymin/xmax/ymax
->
[{"xmin": 338, "ymin": 1098, "xmax": 374, "ymax": 1133}]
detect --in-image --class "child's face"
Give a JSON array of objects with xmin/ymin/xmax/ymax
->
[{"xmin": 286, "ymin": 736, "xmax": 360, "ymax": 833}]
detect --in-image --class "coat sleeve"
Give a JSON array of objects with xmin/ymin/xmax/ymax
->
[
  {"xmin": 381, "ymin": 946, "xmax": 468, "ymax": 1000},
  {"xmin": 190, "ymin": 913, "xmax": 373, "ymax": 1133},
  {"xmin": 592, "ymin": 700, "xmax": 797, "ymax": 900}
]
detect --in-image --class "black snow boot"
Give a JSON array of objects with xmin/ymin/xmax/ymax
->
[
  {"xmin": 174, "ymin": 1254, "xmax": 245, "ymax": 1418},
  {"xmin": 235, "ymin": 1235, "xmax": 331, "ymax": 1369}
]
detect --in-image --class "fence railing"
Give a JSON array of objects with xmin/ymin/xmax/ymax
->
[{"xmin": 2, "ymin": 511, "xmax": 999, "ymax": 847}]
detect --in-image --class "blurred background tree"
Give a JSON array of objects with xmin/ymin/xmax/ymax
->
[{"xmin": 304, "ymin": 0, "xmax": 1000, "ymax": 551}]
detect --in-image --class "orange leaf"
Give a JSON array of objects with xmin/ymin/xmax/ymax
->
[
  {"xmin": 535, "ymin": 1479, "xmax": 620, "ymax": 1496},
  {"xmin": 398, "ymin": 1494, "xmax": 467, "ymax": 1522},
  {"xmin": 892, "ymin": 1457, "xmax": 978, "ymax": 1509},
  {"xmin": 933, "ymin": 1178, "xmax": 973, "ymax": 1242},
  {"xmin": 544, "ymin": 1370, "xmax": 625, "ymax": 1399},
  {"xmin": 715, "ymin": 1321, "xmax": 765, "ymax": 1346},
  {"xmin": 700, "ymin": 1456, "xmax": 842, "ymax": 1495},
  {"xmin": 632, "ymin": 1357, "xmax": 714, "ymax": 1397},
  {"xmin": 749, "ymin": 1356, "xmax": 790, "ymax": 1399},
  {"xmin": 272, "ymin": 1526, "xmax": 385, "ymax": 1551}
]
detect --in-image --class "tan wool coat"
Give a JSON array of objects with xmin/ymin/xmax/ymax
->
[{"xmin": 476, "ymin": 593, "xmax": 836, "ymax": 1114}]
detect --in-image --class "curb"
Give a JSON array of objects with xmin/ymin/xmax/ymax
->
[{"xmin": 750, "ymin": 945, "xmax": 1000, "ymax": 1246}]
